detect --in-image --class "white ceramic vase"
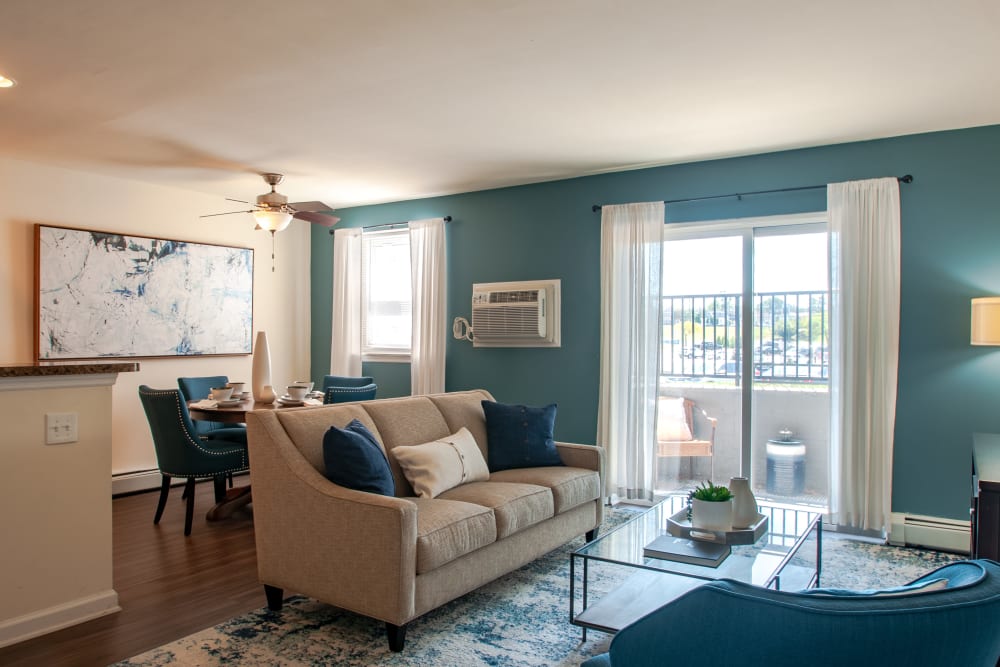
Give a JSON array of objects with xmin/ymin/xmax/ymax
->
[
  {"xmin": 252, "ymin": 331, "xmax": 275, "ymax": 404},
  {"xmin": 691, "ymin": 498, "xmax": 733, "ymax": 532},
  {"xmin": 729, "ymin": 476, "xmax": 758, "ymax": 529}
]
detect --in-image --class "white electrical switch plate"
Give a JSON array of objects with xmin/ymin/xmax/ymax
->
[{"xmin": 45, "ymin": 412, "xmax": 78, "ymax": 444}]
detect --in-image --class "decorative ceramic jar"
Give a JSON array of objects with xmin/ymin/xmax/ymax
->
[
  {"xmin": 690, "ymin": 497, "xmax": 734, "ymax": 532},
  {"xmin": 729, "ymin": 476, "xmax": 759, "ymax": 529},
  {"xmin": 252, "ymin": 331, "xmax": 275, "ymax": 404}
]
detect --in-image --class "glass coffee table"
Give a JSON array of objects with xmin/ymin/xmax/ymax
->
[{"xmin": 570, "ymin": 496, "xmax": 822, "ymax": 637}]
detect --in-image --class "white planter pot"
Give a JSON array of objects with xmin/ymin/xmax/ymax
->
[{"xmin": 691, "ymin": 498, "xmax": 733, "ymax": 532}]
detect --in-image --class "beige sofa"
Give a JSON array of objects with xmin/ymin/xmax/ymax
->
[{"xmin": 245, "ymin": 389, "xmax": 605, "ymax": 651}]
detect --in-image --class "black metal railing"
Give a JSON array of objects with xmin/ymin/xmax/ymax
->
[{"xmin": 662, "ymin": 291, "xmax": 828, "ymax": 384}]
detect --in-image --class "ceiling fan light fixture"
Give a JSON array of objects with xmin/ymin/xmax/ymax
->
[
  {"xmin": 0, "ymin": 74, "xmax": 16, "ymax": 88},
  {"xmin": 252, "ymin": 209, "xmax": 293, "ymax": 232}
]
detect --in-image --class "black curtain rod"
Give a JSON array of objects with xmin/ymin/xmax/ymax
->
[
  {"xmin": 329, "ymin": 215, "xmax": 452, "ymax": 235},
  {"xmin": 590, "ymin": 175, "xmax": 913, "ymax": 213}
]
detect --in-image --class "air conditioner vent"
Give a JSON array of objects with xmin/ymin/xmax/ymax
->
[{"xmin": 487, "ymin": 290, "xmax": 539, "ymax": 304}]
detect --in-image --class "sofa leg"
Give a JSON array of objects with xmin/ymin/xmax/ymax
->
[
  {"xmin": 386, "ymin": 622, "xmax": 407, "ymax": 652},
  {"xmin": 264, "ymin": 585, "xmax": 284, "ymax": 611},
  {"xmin": 586, "ymin": 527, "xmax": 600, "ymax": 542}
]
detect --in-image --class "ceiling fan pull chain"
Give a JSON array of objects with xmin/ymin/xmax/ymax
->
[{"xmin": 271, "ymin": 231, "xmax": 276, "ymax": 272}]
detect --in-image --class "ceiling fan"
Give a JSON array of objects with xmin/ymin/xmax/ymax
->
[{"xmin": 201, "ymin": 173, "xmax": 340, "ymax": 233}]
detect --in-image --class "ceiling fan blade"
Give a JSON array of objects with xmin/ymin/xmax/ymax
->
[
  {"xmin": 226, "ymin": 198, "xmax": 251, "ymax": 205},
  {"xmin": 293, "ymin": 210, "xmax": 341, "ymax": 226},
  {"xmin": 289, "ymin": 200, "xmax": 333, "ymax": 213},
  {"xmin": 200, "ymin": 209, "xmax": 255, "ymax": 218}
]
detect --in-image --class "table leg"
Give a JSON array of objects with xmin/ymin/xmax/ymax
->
[{"xmin": 206, "ymin": 485, "xmax": 252, "ymax": 521}]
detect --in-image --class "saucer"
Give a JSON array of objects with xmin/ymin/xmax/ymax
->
[
  {"xmin": 217, "ymin": 398, "xmax": 243, "ymax": 407},
  {"xmin": 278, "ymin": 395, "xmax": 305, "ymax": 406}
]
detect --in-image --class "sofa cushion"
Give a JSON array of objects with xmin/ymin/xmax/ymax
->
[
  {"xmin": 322, "ymin": 419, "xmax": 395, "ymax": 496},
  {"xmin": 427, "ymin": 390, "xmax": 494, "ymax": 462},
  {"xmin": 488, "ymin": 466, "xmax": 600, "ymax": 515},
  {"xmin": 801, "ymin": 578, "xmax": 949, "ymax": 597},
  {"xmin": 482, "ymin": 400, "xmax": 563, "ymax": 472},
  {"xmin": 278, "ymin": 404, "xmax": 381, "ymax": 473},
  {"xmin": 362, "ymin": 396, "xmax": 454, "ymax": 496},
  {"xmin": 392, "ymin": 427, "xmax": 490, "ymax": 498},
  {"xmin": 409, "ymin": 498, "xmax": 497, "ymax": 574},
  {"xmin": 438, "ymin": 481, "xmax": 554, "ymax": 539}
]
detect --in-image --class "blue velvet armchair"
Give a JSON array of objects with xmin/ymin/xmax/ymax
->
[{"xmin": 581, "ymin": 559, "xmax": 1000, "ymax": 667}]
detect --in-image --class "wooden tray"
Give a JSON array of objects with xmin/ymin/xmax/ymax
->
[{"xmin": 665, "ymin": 508, "xmax": 769, "ymax": 545}]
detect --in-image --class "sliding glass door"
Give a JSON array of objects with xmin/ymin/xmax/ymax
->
[{"xmin": 657, "ymin": 214, "xmax": 830, "ymax": 510}]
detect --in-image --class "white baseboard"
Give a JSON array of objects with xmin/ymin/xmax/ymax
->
[
  {"xmin": 0, "ymin": 590, "xmax": 120, "ymax": 649},
  {"xmin": 888, "ymin": 512, "xmax": 971, "ymax": 554},
  {"xmin": 112, "ymin": 469, "xmax": 162, "ymax": 495}
]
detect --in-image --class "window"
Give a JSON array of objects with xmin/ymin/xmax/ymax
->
[{"xmin": 362, "ymin": 229, "xmax": 411, "ymax": 359}]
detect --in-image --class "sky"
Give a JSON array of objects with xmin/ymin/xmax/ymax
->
[{"xmin": 663, "ymin": 232, "xmax": 828, "ymax": 295}]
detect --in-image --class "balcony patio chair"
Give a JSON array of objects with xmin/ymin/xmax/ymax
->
[
  {"xmin": 138, "ymin": 385, "xmax": 250, "ymax": 536},
  {"xmin": 656, "ymin": 396, "xmax": 716, "ymax": 467}
]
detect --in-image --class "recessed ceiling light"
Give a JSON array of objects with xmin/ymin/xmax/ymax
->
[{"xmin": 0, "ymin": 74, "xmax": 16, "ymax": 88}]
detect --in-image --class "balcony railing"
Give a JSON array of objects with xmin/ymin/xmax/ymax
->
[{"xmin": 662, "ymin": 290, "xmax": 829, "ymax": 384}]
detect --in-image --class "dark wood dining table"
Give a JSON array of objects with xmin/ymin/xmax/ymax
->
[{"xmin": 187, "ymin": 396, "xmax": 322, "ymax": 520}]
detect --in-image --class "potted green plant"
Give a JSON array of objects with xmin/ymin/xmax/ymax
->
[{"xmin": 687, "ymin": 480, "xmax": 734, "ymax": 531}]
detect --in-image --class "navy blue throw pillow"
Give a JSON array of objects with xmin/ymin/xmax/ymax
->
[
  {"xmin": 322, "ymin": 419, "xmax": 395, "ymax": 496},
  {"xmin": 482, "ymin": 400, "xmax": 563, "ymax": 472}
]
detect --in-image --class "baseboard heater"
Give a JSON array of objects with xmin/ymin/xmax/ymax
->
[
  {"xmin": 112, "ymin": 469, "xmax": 249, "ymax": 496},
  {"xmin": 889, "ymin": 512, "xmax": 971, "ymax": 554}
]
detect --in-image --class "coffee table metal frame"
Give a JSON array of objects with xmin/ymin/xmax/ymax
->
[{"xmin": 570, "ymin": 496, "xmax": 822, "ymax": 639}]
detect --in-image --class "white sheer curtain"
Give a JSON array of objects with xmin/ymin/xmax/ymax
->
[
  {"xmin": 597, "ymin": 202, "xmax": 665, "ymax": 503},
  {"xmin": 409, "ymin": 218, "xmax": 447, "ymax": 395},
  {"xmin": 828, "ymin": 177, "xmax": 901, "ymax": 535},
  {"xmin": 330, "ymin": 227, "xmax": 363, "ymax": 376}
]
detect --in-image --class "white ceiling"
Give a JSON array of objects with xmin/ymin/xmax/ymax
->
[{"xmin": 1, "ymin": 0, "xmax": 998, "ymax": 210}]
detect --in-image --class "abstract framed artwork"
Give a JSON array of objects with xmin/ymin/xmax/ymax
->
[{"xmin": 35, "ymin": 224, "xmax": 254, "ymax": 360}]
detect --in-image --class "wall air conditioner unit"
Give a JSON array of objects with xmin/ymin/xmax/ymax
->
[{"xmin": 471, "ymin": 279, "xmax": 561, "ymax": 348}]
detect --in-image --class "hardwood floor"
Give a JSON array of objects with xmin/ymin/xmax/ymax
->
[{"xmin": 0, "ymin": 480, "xmax": 262, "ymax": 666}]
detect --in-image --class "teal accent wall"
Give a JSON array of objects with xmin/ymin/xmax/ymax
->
[{"xmin": 312, "ymin": 124, "xmax": 1000, "ymax": 521}]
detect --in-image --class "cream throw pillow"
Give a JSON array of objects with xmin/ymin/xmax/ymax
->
[
  {"xmin": 657, "ymin": 397, "xmax": 694, "ymax": 441},
  {"xmin": 391, "ymin": 427, "xmax": 490, "ymax": 498}
]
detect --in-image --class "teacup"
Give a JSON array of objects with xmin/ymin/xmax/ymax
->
[
  {"xmin": 210, "ymin": 386, "xmax": 234, "ymax": 401},
  {"xmin": 286, "ymin": 385, "xmax": 309, "ymax": 401},
  {"xmin": 293, "ymin": 380, "xmax": 315, "ymax": 393},
  {"xmin": 226, "ymin": 381, "xmax": 245, "ymax": 395}
]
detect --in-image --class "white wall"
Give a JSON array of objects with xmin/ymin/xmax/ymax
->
[{"xmin": 0, "ymin": 157, "xmax": 311, "ymax": 476}]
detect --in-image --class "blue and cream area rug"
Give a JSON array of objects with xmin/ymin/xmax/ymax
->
[{"xmin": 115, "ymin": 507, "xmax": 962, "ymax": 667}]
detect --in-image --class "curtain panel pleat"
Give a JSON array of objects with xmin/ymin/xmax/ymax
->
[
  {"xmin": 828, "ymin": 177, "xmax": 901, "ymax": 535},
  {"xmin": 409, "ymin": 218, "xmax": 447, "ymax": 395},
  {"xmin": 330, "ymin": 227, "xmax": 363, "ymax": 377},
  {"xmin": 597, "ymin": 202, "xmax": 665, "ymax": 503}
]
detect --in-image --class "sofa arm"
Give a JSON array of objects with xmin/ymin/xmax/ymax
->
[
  {"xmin": 556, "ymin": 441, "xmax": 605, "ymax": 474},
  {"xmin": 246, "ymin": 411, "xmax": 419, "ymax": 625}
]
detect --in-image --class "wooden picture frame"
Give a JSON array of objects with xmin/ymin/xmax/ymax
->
[{"xmin": 35, "ymin": 224, "xmax": 254, "ymax": 360}]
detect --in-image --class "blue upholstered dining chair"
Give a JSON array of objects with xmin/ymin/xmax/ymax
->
[
  {"xmin": 324, "ymin": 383, "xmax": 377, "ymax": 404},
  {"xmin": 177, "ymin": 376, "xmax": 248, "ymax": 444},
  {"xmin": 138, "ymin": 385, "xmax": 250, "ymax": 536},
  {"xmin": 321, "ymin": 374, "xmax": 375, "ymax": 391}
]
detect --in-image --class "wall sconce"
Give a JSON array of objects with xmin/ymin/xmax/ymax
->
[{"xmin": 971, "ymin": 297, "xmax": 1000, "ymax": 345}]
